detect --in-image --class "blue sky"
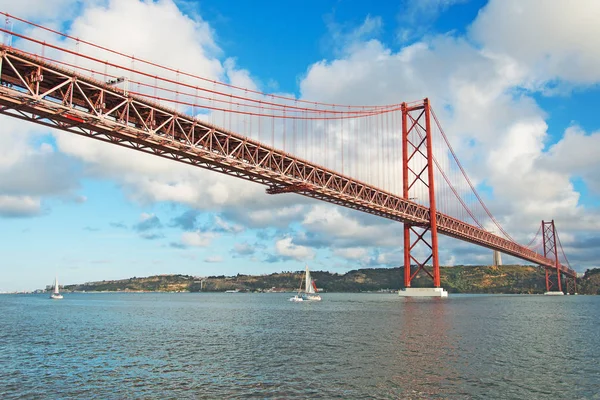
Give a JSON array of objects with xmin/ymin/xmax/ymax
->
[
  {"xmin": 191, "ymin": 0, "xmax": 488, "ymax": 93},
  {"xmin": 1, "ymin": 0, "xmax": 600, "ymax": 292}
]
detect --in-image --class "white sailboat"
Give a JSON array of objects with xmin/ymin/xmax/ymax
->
[
  {"xmin": 289, "ymin": 265, "xmax": 322, "ymax": 302},
  {"xmin": 50, "ymin": 276, "xmax": 63, "ymax": 300}
]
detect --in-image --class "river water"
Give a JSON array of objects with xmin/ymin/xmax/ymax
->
[{"xmin": 1, "ymin": 293, "xmax": 598, "ymax": 399}]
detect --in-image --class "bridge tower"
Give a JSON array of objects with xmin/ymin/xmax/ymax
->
[
  {"xmin": 565, "ymin": 275, "xmax": 577, "ymax": 295},
  {"xmin": 542, "ymin": 220, "xmax": 564, "ymax": 295},
  {"xmin": 399, "ymin": 99, "xmax": 447, "ymax": 297}
]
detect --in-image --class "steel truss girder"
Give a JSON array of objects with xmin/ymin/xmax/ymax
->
[
  {"xmin": 0, "ymin": 46, "xmax": 576, "ymax": 278},
  {"xmin": 266, "ymin": 183, "xmax": 314, "ymax": 194}
]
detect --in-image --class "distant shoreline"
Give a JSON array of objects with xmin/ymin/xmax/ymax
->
[
  {"xmin": 4, "ymin": 291, "xmax": 590, "ymax": 296},
  {"xmin": 21, "ymin": 266, "xmax": 599, "ymax": 295}
]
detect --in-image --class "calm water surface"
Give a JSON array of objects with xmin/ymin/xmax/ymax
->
[{"xmin": 1, "ymin": 293, "xmax": 598, "ymax": 399}]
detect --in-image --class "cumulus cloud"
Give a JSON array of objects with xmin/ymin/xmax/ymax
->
[
  {"xmin": 212, "ymin": 215, "xmax": 244, "ymax": 234},
  {"xmin": 333, "ymin": 247, "xmax": 368, "ymax": 261},
  {"xmin": 300, "ymin": 205, "xmax": 402, "ymax": 249},
  {"xmin": 181, "ymin": 231, "xmax": 217, "ymax": 247},
  {"xmin": 0, "ymin": 0, "xmax": 90, "ymax": 21},
  {"xmin": 0, "ymin": 117, "xmax": 83, "ymax": 217},
  {"xmin": 274, "ymin": 237, "xmax": 314, "ymax": 261},
  {"xmin": 69, "ymin": 0, "xmax": 222, "ymax": 76},
  {"xmin": 375, "ymin": 251, "xmax": 403, "ymax": 266},
  {"xmin": 169, "ymin": 210, "xmax": 200, "ymax": 231},
  {"xmin": 541, "ymin": 126, "xmax": 600, "ymax": 196},
  {"xmin": 131, "ymin": 213, "xmax": 164, "ymax": 240},
  {"xmin": 0, "ymin": 195, "xmax": 41, "ymax": 218},
  {"xmin": 470, "ymin": 0, "xmax": 600, "ymax": 87},
  {"xmin": 231, "ymin": 242, "xmax": 256, "ymax": 257},
  {"xmin": 0, "ymin": 147, "xmax": 80, "ymax": 197},
  {"xmin": 134, "ymin": 213, "xmax": 162, "ymax": 232},
  {"xmin": 227, "ymin": 203, "xmax": 307, "ymax": 229}
]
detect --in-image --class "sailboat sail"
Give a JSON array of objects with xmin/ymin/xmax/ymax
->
[
  {"xmin": 305, "ymin": 266, "xmax": 315, "ymax": 294},
  {"xmin": 50, "ymin": 276, "xmax": 63, "ymax": 299},
  {"xmin": 311, "ymin": 280, "xmax": 318, "ymax": 293}
]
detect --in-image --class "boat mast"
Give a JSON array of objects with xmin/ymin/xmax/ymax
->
[{"xmin": 297, "ymin": 269, "xmax": 305, "ymax": 294}]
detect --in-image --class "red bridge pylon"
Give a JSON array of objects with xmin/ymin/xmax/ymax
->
[
  {"xmin": 402, "ymin": 98, "xmax": 441, "ymax": 290},
  {"xmin": 542, "ymin": 220, "xmax": 564, "ymax": 293}
]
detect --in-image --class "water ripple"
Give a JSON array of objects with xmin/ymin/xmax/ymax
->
[{"xmin": 0, "ymin": 293, "xmax": 598, "ymax": 399}]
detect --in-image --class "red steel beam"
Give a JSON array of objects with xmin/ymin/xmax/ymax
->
[
  {"xmin": 0, "ymin": 46, "xmax": 577, "ymax": 278},
  {"xmin": 424, "ymin": 99, "xmax": 441, "ymax": 288},
  {"xmin": 402, "ymin": 102, "xmax": 411, "ymax": 287}
]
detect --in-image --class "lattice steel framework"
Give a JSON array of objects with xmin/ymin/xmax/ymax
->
[
  {"xmin": 565, "ymin": 276, "xmax": 577, "ymax": 295},
  {"xmin": 542, "ymin": 220, "xmax": 563, "ymax": 292},
  {"xmin": 402, "ymin": 99, "xmax": 440, "ymax": 287},
  {"xmin": 0, "ymin": 46, "xmax": 577, "ymax": 279}
]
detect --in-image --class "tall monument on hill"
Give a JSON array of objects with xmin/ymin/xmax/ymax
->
[{"xmin": 493, "ymin": 250, "xmax": 502, "ymax": 266}]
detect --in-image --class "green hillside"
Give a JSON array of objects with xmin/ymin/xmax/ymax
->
[
  {"xmin": 60, "ymin": 266, "xmax": 600, "ymax": 294},
  {"xmin": 579, "ymin": 268, "xmax": 600, "ymax": 295}
]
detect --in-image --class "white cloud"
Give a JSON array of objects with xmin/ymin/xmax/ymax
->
[
  {"xmin": 140, "ymin": 213, "xmax": 154, "ymax": 222},
  {"xmin": 69, "ymin": 0, "xmax": 221, "ymax": 76},
  {"xmin": 325, "ymin": 14, "xmax": 383, "ymax": 53},
  {"xmin": 242, "ymin": 204, "xmax": 306, "ymax": 228},
  {"xmin": 181, "ymin": 231, "xmax": 216, "ymax": 247},
  {"xmin": 376, "ymin": 251, "xmax": 403, "ymax": 266},
  {"xmin": 541, "ymin": 126, "xmax": 600, "ymax": 193},
  {"xmin": 333, "ymin": 247, "xmax": 368, "ymax": 261},
  {"xmin": 214, "ymin": 215, "xmax": 244, "ymax": 234},
  {"xmin": 274, "ymin": 237, "xmax": 314, "ymax": 260},
  {"xmin": 0, "ymin": 116, "xmax": 82, "ymax": 214},
  {"xmin": 0, "ymin": 195, "xmax": 41, "ymax": 217},
  {"xmin": 232, "ymin": 242, "xmax": 255, "ymax": 256},
  {"xmin": 0, "ymin": 0, "xmax": 91, "ymax": 21},
  {"xmin": 302, "ymin": 205, "xmax": 401, "ymax": 248},
  {"xmin": 470, "ymin": 0, "xmax": 600, "ymax": 87}
]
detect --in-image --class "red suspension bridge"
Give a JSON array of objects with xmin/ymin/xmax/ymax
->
[{"xmin": 0, "ymin": 13, "xmax": 577, "ymax": 295}]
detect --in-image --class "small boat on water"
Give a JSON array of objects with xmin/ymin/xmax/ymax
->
[
  {"xmin": 50, "ymin": 276, "xmax": 63, "ymax": 300},
  {"xmin": 289, "ymin": 265, "xmax": 321, "ymax": 302}
]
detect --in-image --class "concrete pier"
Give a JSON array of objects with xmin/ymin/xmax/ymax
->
[
  {"xmin": 544, "ymin": 291, "xmax": 564, "ymax": 296},
  {"xmin": 398, "ymin": 287, "xmax": 448, "ymax": 297}
]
